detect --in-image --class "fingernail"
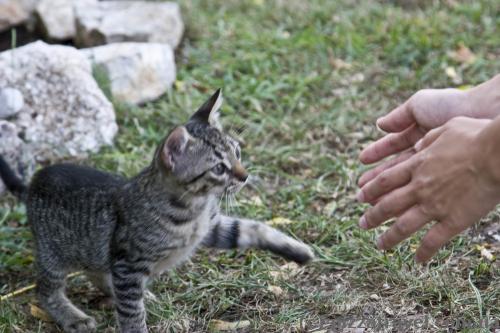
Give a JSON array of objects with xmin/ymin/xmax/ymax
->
[
  {"xmin": 359, "ymin": 216, "xmax": 368, "ymax": 229},
  {"xmin": 356, "ymin": 190, "xmax": 365, "ymax": 202}
]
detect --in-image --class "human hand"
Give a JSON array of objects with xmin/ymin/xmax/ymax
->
[
  {"xmin": 359, "ymin": 88, "xmax": 473, "ymax": 187},
  {"xmin": 357, "ymin": 117, "xmax": 500, "ymax": 263}
]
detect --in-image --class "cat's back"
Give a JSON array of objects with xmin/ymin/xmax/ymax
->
[{"xmin": 29, "ymin": 163, "xmax": 124, "ymax": 194}]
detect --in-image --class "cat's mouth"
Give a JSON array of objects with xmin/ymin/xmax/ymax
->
[{"xmin": 227, "ymin": 181, "xmax": 246, "ymax": 193}]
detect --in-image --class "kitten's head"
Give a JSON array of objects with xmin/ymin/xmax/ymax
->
[{"xmin": 159, "ymin": 89, "xmax": 247, "ymax": 197}]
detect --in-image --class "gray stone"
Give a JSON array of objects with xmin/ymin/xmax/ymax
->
[
  {"xmin": 35, "ymin": 0, "xmax": 96, "ymax": 40},
  {"xmin": 83, "ymin": 42, "xmax": 175, "ymax": 105},
  {"xmin": 75, "ymin": 1, "xmax": 183, "ymax": 49},
  {"xmin": 0, "ymin": 87, "xmax": 24, "ymax": 119},
  {"xmin": 0, "ymin": 41, "xmax": 118, "ymax": 194},
  {"xmin": 0, "ymin": 0, "xmax": 39, "ymax": 32}
]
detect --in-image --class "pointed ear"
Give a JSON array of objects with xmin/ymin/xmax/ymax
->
[
  {"xmin": 161, "ymin": 126, "xmax": 192, "ymax": 170},
  {"xmin": 190, "ymin": 88, "xmax": 223, "ymax": 129}
]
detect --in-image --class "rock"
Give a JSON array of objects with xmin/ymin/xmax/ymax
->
[
  {"xmin": 35, "ymin": 0, "xmax": 96, "ymax": 41},
  {"xmin": 74, "ymin": 1, "xmax": 184, "ymax": 49},
  {"xmin": 0, "ymin": 87, "xmax": 24, "ymax": 119},
  {"xmin": 0, "ymin": 41, "xmax": 118, "ymax": 194},
  {"xmin": 82, "ymin": 42, "xmax": 175, "ymax": 105},
  {"xmin": 0, "ymin": 0, "xmax": 39, "ymax": 32}
]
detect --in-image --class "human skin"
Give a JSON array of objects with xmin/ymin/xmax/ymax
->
[
  {"xmin": 357, "ymin": 74, "xmax": 500, "ymax": 263},
  {"xmin": 359, "ymin": 74, "xmax": 500, "ymax": 187}
]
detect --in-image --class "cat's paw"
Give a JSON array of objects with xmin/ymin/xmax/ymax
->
[
  {"xmin": 291, "ymin": 242, "xmax": 315, "ymax": 265},
  {"xmin": 273, "ymin": 238, "xmax": 315, "ymax": 265},
  {"xmin": 63, "ymin": 316, "xmax": 96, "ymax": 333}
]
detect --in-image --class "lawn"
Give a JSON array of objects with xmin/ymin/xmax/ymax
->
[{"xmin": 1, "ymin": 0, "xmax": 500, "ymax": 332}]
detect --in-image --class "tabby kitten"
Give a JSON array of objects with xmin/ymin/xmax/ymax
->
[{"xmin": 0, "ymin": 89, "xmax": 314, "ymax": 333}]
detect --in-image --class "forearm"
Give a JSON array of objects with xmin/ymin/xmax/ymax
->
[{"xmin": 467, "ymin": 74, "xmax": 500, "ymax": 119}]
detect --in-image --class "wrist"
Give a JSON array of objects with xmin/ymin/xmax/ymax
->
[
  {"xmin": 474, "ymin": 118, "xmax": 500, "ymax": 192},
  {"xmin": 466, "ymin": 74, "xmax": 500, "ymax": 119}
]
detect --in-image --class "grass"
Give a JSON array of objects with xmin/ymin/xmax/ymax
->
[{"xmin": 1, "ymin": 0, "xmax": 500, "ymax": 332}]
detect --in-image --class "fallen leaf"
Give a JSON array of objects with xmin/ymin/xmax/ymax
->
[
  {"xmin": 445, "ymin": 66, "xmax": 462, "ymax": 84},
  {"xmin": 269, "ymin": 262, "xmax": 301, "ymax": 280},
  {"xmin": 369, "ymin": 293, "xmax": 379, "ymax": 300},
  {"xmin": 480, "ymin": 248, "xmax": 495, "ymax": 261},
  {"xmin": 323, "ymin": 201, "xmax": 337, "ymax": 216},
  {"xmin": 250, "ymin": 195, "xmax": 263, "ymax": 206},
  {"xmin": 208, "ymin": 319, "xmax": 251, "ymax": 332},
  {"xmin": 174, "ymin": 80, "xmax": 186, "ymax": 92},
  {"xmin": 267, "ymin": 285, "xmax": 284, "ymax": 297},
  {"xmin": 476, "ymin": 244, "xmax": 496, "ymax": 261},
  {"xmin": 331, "ymin": 58, "xmax": 352, "ymax": 70},
  {"xmin": 449, "ymin": 44, "xmax": 476, "ymax": 64},
  {"xmin": 384, "ymin": 307, "xmax": 394, "ymax": 316},
  {"xmin": 267, "ymin": 217, "xmax": 293, "ymax": 226},
  {"xmin": 445, "ymin": 66, "xmax": 458, "ymax": 79},
  {"xmin": 30, "ymin": 304, "xmax": 52, "ymax": 322}
]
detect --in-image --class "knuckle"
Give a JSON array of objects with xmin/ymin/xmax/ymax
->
[
  {"xmin": 421, "ymin": 235, "xmax": 437, "ymax": 251},
  {"xmin": 377, "ymin": 202, "xmax": 391, "ymax": 217},
  {"xmin": 392, "ymin": 221, "xmax": 408, "ymax": 236},
  {"xmin": 412, "ymin": 177, "xmax": 427, "ymax": 192},
  {"xmin": 377, "ymin": 172, "xmax": 389, "ymax": 188}
]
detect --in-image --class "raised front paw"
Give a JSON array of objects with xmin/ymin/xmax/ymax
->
[
  {"xmin": 63, "ymin": 316, "xmax": 96, "ymax": 333},
  {"xmin": 270, "ymin": 238, "xmax": 315, "ymax": 265},
  {"xmin": 289, "ymin": 241, "xmax": 315, "ymax": 265}
]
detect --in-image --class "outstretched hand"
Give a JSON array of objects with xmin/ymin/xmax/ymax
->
[
  {"xmin": 357, "ymin": 117, "xmax": 500, "ymax": 263},
  {"xmin": 359, "ymin": 88, "xmax": 472, "ymax": 187}
]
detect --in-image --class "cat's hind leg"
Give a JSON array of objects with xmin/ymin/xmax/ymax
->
[
  {"xmin": 36, "ymin": 265, "xmax": 96, "ymax": 333},
  {"xmin": 202, "ymin": 215, "xmax": 314, "ymax": 264}
]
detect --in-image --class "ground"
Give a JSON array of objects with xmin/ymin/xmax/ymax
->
[{"xmin": 1, "ymin": 0, "xmax": 500, "ymax": 332}]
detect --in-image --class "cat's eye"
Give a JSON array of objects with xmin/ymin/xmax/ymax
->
[
  {"xmin": 235, "ymin": 147, "xmax": 241, "ymax": 159},
  {"xmin": 212, "ymin": 163, "xmax": 226, "ymax": 175}
]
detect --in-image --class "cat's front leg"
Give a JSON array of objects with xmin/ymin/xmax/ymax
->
[
  {"xmin": 202, "ymin": 215, "xmax": 314, "ymax": 264},
  {"xmin": 111, "ymin": 259, "xmax": 149, "ymax": 333}
]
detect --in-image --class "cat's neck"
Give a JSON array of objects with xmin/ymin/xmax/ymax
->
[{"xmin": 128, "ymin": 164, "xmax": 209, "ymax": 213}]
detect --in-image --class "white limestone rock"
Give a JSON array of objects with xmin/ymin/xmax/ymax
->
[
  {"xmin": 0, "ymin": 0, "xmax": 39, "ymax": 32},
  {"xmin": 83, "ymin": 42, "xmax": 176, "ymax": 105},
  {"xmin": 0, "ymin": 87, "xmax": 24, "ymax": 119},
  {"xmin": 0, "ymin": 41, "xmax": 118, "ymax": 194},
  {"xmin": 35, "ymin": 0, "xmax": 96, "ymax": 41},
  {"xmin": 74, "ymin": 1, "xmax": 184, "ymax": 49}
]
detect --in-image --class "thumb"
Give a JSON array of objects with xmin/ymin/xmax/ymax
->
[{"xmin": 377, "ymin": 101, "xmax": 416, "ymax": 133}]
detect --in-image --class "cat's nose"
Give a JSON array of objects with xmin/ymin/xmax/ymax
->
[{"xmin": 232, "ymin": 162, "xmax": 248, "ymax": 182}]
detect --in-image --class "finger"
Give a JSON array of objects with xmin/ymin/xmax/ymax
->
[
  {"xmin": 360, "ymin": 124, "xmax": 424, "ymax": 165},
  {"xmin": 377, "ymin": 101, "xmax": 415, "ymax": 133},
  {"xmin": 358, "ymin": 148, "xmax": 415, "ymax": 187},
  {"xmin": 414, "ymin": 126, "xmax": 446, "ymax": 152},
  {"xmin": 357, "ymin": 157, "xmax": 414, "ymax": 204},
  {"xmin": 415, "ymin": 221, "xmax": 458, "ymax": 263},
  {"xmin": 377, "ymin": 205, "xmax": 430, "ymax": 250},
  {"xmin": 359, "ymin": 185, "xmax": 416, "ymax": 230}
]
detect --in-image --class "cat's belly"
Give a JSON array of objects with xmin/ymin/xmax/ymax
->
[{"xmin": 151, "ymin": 205, "xmax": 212, "ymax": 275}]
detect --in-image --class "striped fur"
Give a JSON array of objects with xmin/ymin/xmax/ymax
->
[{"xmin": 0, "ymin": 90, "xmax": 314, "ymax": 333}]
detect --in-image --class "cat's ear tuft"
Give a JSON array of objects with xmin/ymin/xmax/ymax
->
[
  {"xmin": 190, "ymin": 88, "xmax": 223, "ymax": 130},
  {"xmin": 161, "ymin": 126, "xmax": 192, "ymax": 170}
]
